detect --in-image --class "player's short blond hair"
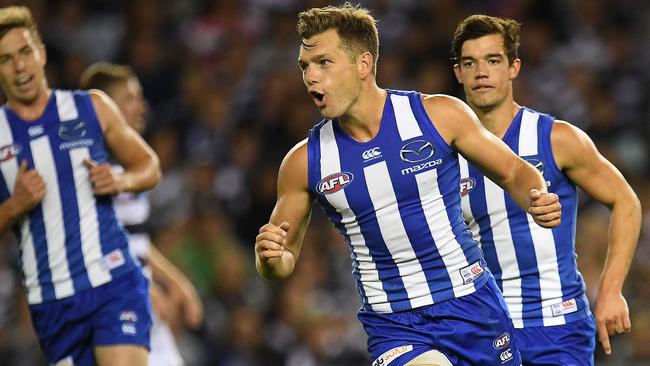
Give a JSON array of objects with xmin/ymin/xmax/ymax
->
[
  {"xmin": 297, "ymin": 2, "xmax": 379, "ymax": 74},
  {"xmin": 80, "ymin": 63, "xmax": 136, "ymax": 92},
  {"xmin": 0, "ymin": 6, "xmax": 42, "ymax": 44}
]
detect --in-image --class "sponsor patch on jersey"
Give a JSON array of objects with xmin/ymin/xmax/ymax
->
[
  {"xmin": 58, "ymin": 120, "xmax": 88, "ymax": 141},
  {"xmin": 460, "ymin": 177, "xmax": 476, "ymax": 196},
  {"xmin": 493, "ymin": 332, "xmax": 511, "ymax": 349},
  {"xmin": 459, "ymin": 261, "xmax": 484, "ymax": 284},
  {"xmin": 362, "ymin": 147, "xmax": 382, "ymax": 162},
  {"xmin": 400, "ymin": 139, "xmax": 434, "ymax": 163},
  {"xmin": 499, "ymin": 348, "xmax": 514, "ymax": 363},
  {"xmin": 550, "ymin": 298, "xmax": 578, "ymax": 317},
  {"xmin": 101, "ymin": 249, "xmax": 126, "ymax": 271},
  {"xmin": 317, "ymin": 172, "xmax": 353, "ymax": 195},
  {"xmin": 372, "ymin": 345, "xmax": 413, "ymax": 366},
  {"xmin": 0, "ymin": 143, "xmax": 21, "ymax": 163},
  {"xmin": 28, "ymin": 124, "xmax": 44, "ymax": 137},
  {"xmin": 121, "ymin": 323, "xmax": 137, "ymax": 335}
]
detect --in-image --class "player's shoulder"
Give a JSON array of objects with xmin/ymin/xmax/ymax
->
[
  {"xmin": 282, "ymin": 139, "xmax": 308, "ymax": 168},
  {"xmin": 421, "ymin": 93, "xmax": 475, "ymax": 121}
]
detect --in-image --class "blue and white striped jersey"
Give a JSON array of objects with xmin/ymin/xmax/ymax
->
[
  {"xmin": 459, "ymin": 107, "xmax": 591, "ymax": 328},
  {"xmin": 0, "ymin": 90, "xmax": 138, "ymax": 305},
  {"xmin": 307, "ymin": 90, "xmax": 488, "ymax": 314}
]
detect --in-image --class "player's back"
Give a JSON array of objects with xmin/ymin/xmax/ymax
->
[
  {"xmin": 307, "ymin": 89, "xmax": 489, "ymax": 314},
  {"xmin": 459, "ymin": 107, "xmax": 590, "ymax": 328},
  {"xmin": 0, "ymin": 89, "xmax": 139, "ymax": 305}
]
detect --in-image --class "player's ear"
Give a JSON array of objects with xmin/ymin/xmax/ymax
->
[
  {"xmin": 358, "ymin": 51, "xmax": 374, "ymax": 79},
  {"xmin": 509, "ymin": 58, "xmax": 521, "ymax": 80},
  {"xmin": 453, "ymin": 64, "xmax": 463, "ymax": 84}
]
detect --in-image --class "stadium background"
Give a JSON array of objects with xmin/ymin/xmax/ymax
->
[{"xmin": 0, "ymin": 0, "xmax": 648, "ymax": 365}]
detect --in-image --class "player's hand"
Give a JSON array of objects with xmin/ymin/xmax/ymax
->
[
  {"xmin": 84, "ymin": 159, "xmax": 122, "ymax": 195},
  {"xmin": 595, "ymin": 291, "xmax": 631, "ymax": 355},
  {"xmin": 255, "ymin": 222, "xmax": 290, "ymax": 262},
  {"xmin": 11, "ymin": 160, "xmax": 46, "ymax": 214},
  {"xmin": 528, "ymin": 189, "xmax": 561, "ymax": 228}
]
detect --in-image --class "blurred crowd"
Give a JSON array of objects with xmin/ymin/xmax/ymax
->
[{"xmin": 0, "ymin": 0, "xmax": 648, "ymax": 365}]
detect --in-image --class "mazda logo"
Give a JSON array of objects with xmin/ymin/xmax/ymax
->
[{"xmin": 400, "ymin": 139, "xmax": 434, "ymax": 163}]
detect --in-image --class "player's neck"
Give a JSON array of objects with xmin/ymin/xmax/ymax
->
[
  {"xmin": 7, "ymin": 87, "xmax": 52, "ymax": 122},
  {"xmin": 337, "ymin": 84, "xmax": 387, "ymax": 142},
  {"xmin": 474, "ymin": 100, "xmax": 521, "ymax": 139}
]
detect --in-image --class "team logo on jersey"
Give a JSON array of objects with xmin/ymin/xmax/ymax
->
[
  {"xmin": 524, "ymin": 158, "xmax": 544, "ymax": 174},
  {"xmin": 28, "ymin": 124, "xmax": 44, "ymax": 137},
  {"xmin": 0, "ymin": 143, "xmax": 21, "ymax": 163},
  {"xmin": 493, "ymin": 332, "xmax": 511, "ymax": 349},
  {"xmin": 400, "ymin": 139, "xmax": 434, "ymax": 163},
  {"xmin": 362, "ymin": 147, "xmax": 382, "ymax": 162},
  {"xmin": 460, "ymin": 177, "xmax": 476, "ymax": 196},
  {"xmin": 317, "ymin": 172, "xmax": 353, "ymax": 195},
  {"xmin": 58, "ymin": 119, "xmax": 87, "ymax": 141},
  {"xmin": 372, "ymin": 345, "xmax": 413, "ymax": 366}
]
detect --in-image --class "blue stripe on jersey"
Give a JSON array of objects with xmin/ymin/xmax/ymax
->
[{"xmin": 380, "ymin": 98, "xmax": 454, "ymax": 303}]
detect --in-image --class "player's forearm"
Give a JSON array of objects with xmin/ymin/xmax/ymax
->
[
  {"xmin": 119, "ymin": 154, "xmax": 161, "ymax": 193},
  {"xmin": 503, "ymin": 160, "xmax": 547, "ymax": 211},
  {"xmin": 149, "ymin": 246, "xmax": 194, "ymax": 294},
  {"xmin": 600, "ymin": 194, "xmax": 641, "ymax": 293},
  {"xmin": 0, "ymin": 198, "xmax": 21, "ymax": 234},
  {"xmin": 256, "ymin": 251, "xmax": 296, "ymax": 281}
]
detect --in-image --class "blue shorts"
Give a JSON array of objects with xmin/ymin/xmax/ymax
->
[
  {"xmin": 358, "ymin": 277, "xmax": 522, "ymax": 366},
  {"xmin": 515, "ymin": 316, "xmax": 596, "ymax": 366},
  {"xmin": 29, "ymin": 269, "xmax": 152, "ymax": 365}
]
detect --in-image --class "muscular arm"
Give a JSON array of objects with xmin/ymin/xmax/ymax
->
[
  {"xmin": 255, "ymin": 140, "xmax": 313, "ymax": 280},
  {"xmin": 552, "ymin": 121, "xmax": 640, "ymax": 354},
  {"xmin": 89, "ymin": 90, "xmax": 160, "ymax": 193},
  {"xmin": 423, "ymin": 95, "xmax": 559, "ymax": 225}
]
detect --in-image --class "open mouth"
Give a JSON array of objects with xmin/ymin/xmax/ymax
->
[
  {"xmin": 309, "ymin": 90, "xmax": 325, "ymax": 104},
  {"xmin": 15, "ymin": 75, "xmax": 34, "ymax": 90}
]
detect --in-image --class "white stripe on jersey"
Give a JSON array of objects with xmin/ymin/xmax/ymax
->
[
  {"xmin": 365, "ymin": 161, "xmax": 434, "ymax": 309},
  {"xmin": 30, "ymin": 136, "xmax": 74, "ymax": 299},
  {"xmin": 319, "ymin": 121, "xmax": 389, "ymax": 311},
  {"xmin": 415, "ymin": 168, "xmax": 475, "ymax": 298},
  {"xmin": 518, "ymin": 110, "xmax": 539, "ymax": 156},
  {"xmin": 70, "ymin": 148, "xmax": 112, "ymax": 287},
  {"xmin": 458, "ymin": 156, "xmax": 476, "ymax": 229},
  {"xmin": 391, "ymin": 95, "xmax": 422, "ymax": 140},
  {"xmin": 519, "ymin": 111, "xmax": 565, "ymax": 326},
  {"xmin": 0, "ymin": 111, "xmax": 43, "ymax": 303},
  {"xmin": 55, "ymin": 90, "xmax": 79, "ymax": 121},
  {"xmin": 526, "ymin": 215, "xmax": 565, "ymax": 325},
  {"xmin": 483, "ymin": 177, "xmax": 524, "ymax": 328}
]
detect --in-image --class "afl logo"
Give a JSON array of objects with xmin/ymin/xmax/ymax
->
[
  {"xmin": 400, "ymin": 139, "xmax": 434, "ymax": 163},
  {"xmin": 0, "ymin": 144, "xmax": 21, "ymax": 163},
  {"xmin": 524, "ymin": 158, "xmax": 544, "ymax": 175},
  {"xmin": 317, "ymin": 172, "xmax": 353, "ymax": 195},
  {"xmin": 460, "ymin": 177, "xmax": 476, "ymax": 196},
  {"xmin": 493, "ymin": 332, "xmax": 511, "ymax": 350}
]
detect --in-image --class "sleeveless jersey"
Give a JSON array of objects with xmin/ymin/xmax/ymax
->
[
  {"xmin": 307, "ymin": 90, "xmax": 488, "ymax": 314},
  {"xmin": 459, "ymin": 107, "xmax": 590, "ymax": 328},
  {"xmin": 0, "ymin": 90, "xmax": 139, "ymax": 305}
]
